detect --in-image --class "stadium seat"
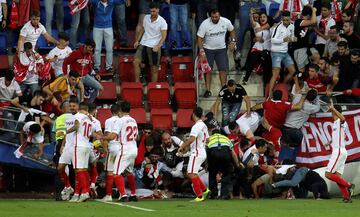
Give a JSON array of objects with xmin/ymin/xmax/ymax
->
[
  {"xmin": 97, "ymin": 108, "xmax": 112, "ymax": 128},
  {"xmin": 174, "ymin": 82, "xmax": 197, "ymax": 109},
  {"xmin": 121, "ymin": 82, "xmax": 143, "ymax": 108},
  {"xmin": 150, "ymin": 108, "xmax": 173, "ymax": 130},
  {"xmin": 118, "ymin": 55, "xmax": 135, "ymax": 82},
  {"xmin": 264, "ymin": 83, "xmax": 289, "ymax": 101},
  {"xmin": 176, "ymin": 109, "xmax": 194, "ymax": 128},
  {"xmin": 145, "ymin": 56, "xmax": 168, "ymax": 82},
  {"xmin": 37, "ymin": 35, "xmax": 55, "ymax": 51},
  {"xmin": 269, "ymin": 3, "xmax": 280, "ymax": 18},
  {"xmin": 97, "ymin": 82, "xmax": 117, "ymax": 100},
  {"xmin": 259, "ymin": 3, "xmax": 267, "ymax": 13},
  {"xmin": 171, "ymin": 56, "xmax": 194, "ymax": 82},
  {"xmin": 130, "ymin": 108, "xmax": 147, "ymax": 124},
  {"xmin": 147, "ymin": 82, "xmax": 171, "ymax": 109},
  {"xmin": 0, "ymin": 55, "xmax": 9, "ymax": 71}
]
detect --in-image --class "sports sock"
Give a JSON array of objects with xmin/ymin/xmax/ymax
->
[
  {"xmin": 59, "ymin": 170, "xmax": 70, "ymax": 188},
  {"xmin": 127, "ymin": 174, "xmax": 136, "ymax": 195},
  {"xmin": 327, "ymin": 173, "xmax": 350, "ymax": 188},
  {"xmin": 90, "ymin": 165, "xmax": 98, "ymax": 185},
  {"xmin": 74, "ymin": 172, "xmax": 80, "ymax": 195},
  {"xmin": 337, "ymin": 184, "xmax": 350, "ymax": 199},
  {"xmin": 197, "ymin": 176, "xmax": 207, "ymax": 191},
  {"xmin": 105, "ymin": 175, "xmax": 114, "ymax": 196},
  {"xmin": 191, "ymin": 177, "xmax": 202, "ymax": 198},
  {"xmin": 114, "ymin": 175, "xmax": 127, "ymax": 196}
]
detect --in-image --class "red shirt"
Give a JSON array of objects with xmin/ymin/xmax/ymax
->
[
  {"xmin": 263, "ymin": 99, "xmax": 292, "ymax": 129},
  {"xmin": 305, "ymin": 77, "xmax": 327, "ymax": 92},
  {"xmin": 62, "ymin": 45, "xmax": 94, "ymax": 77}
]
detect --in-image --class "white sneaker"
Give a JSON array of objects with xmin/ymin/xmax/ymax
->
[
  {"xmin": 101, "ymin": 195, "xmax": 113, "ymax": 202},
  {"xmin": 61, "ymin": 187, "xmax": 74, "ymax": 201},
  {"xmin": 69, "ymin": 194, "xmax": 79, "ymax": 202},
  {"xmin": 90, "ymin": 183, "xmax": 98, "ymax": 198},
  {"xmin": 77, "ymin": 193, "xmax": 90, "ymax": 202}
]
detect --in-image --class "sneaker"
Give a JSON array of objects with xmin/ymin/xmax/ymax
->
[
  {"xmin": 90, "ymin": 183, "xmax": 98, "ymax": 198},
  {"xmin": 348, "ymin": 183, "xmax": 355, "ymax": 198},
  {"xmin": 190, "ymin": 197, "xmax": 204, "ymax": 202},
  {"xmin": 129, "ymin": 195, "xmax": 138, "ymax": 202},
  {"xmin": 203, "ymin": 90, "xmax": 212, "ymax": 98},
  {"xmin": 171, "ymin": 41, "xmax": 177, "ymax": 49},
  {"xmin": 61, "ymin": 187, "xmax": 74, "ymax": 201},
  {"xmin": 101, "ymin": 195, "xmax": 113, "ymax": 202},
  {"xmin": 183, "ymin": 41, "xmax": 191, "ymax": 48},
  {"xmin": 77, "ymin": 193, "xmax": 90, "ymax": 202},
  {"xmin": 106, "ymin": 67, "xmax": 114, "ymax": 75},
  {"xmin": 242, "ymin": 79, "xmax": 247, "ymax": 85},
  {"xmin": 343, "ymin": 198, "xmax": 352, "ymax": 203},
  {"xmin": 69, "ymin": 194, "xmax": 79, "ymax": 202},
  {"xmin": 119, "ymin": 195, "xmax": 129, "ymax": 202},
  {"xmin": 202, "ymin": 188, "xmax": 211, "ymax": 200}
]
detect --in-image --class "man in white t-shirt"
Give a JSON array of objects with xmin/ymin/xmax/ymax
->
[
  {"xmin": 314, "ymin": 2, "xmax": 336, "ymax": 56},
  {"xmin": 133, "ymin": 2, "xmax": 167, "ymax": 83},
  {"xmin": 15, "ymin": 121, "xmax": 44, "ymax": 159},
  {"xmin": 178, "ymin": 107, "xmax": 210, "ymax": 202},
  {"xmin": 102, "ymin": 101, "xmax": 139, "ymax": 202},
  {"xmin": 0, "ymin": 0, "xmax": 7, "ymax": 29},
  {"xmin": 0, "ymin": 70, "xmax": 22, "ymax": 107},
  {"xmin": 17, "ymin": 11, "xmax": 58, "ymax": 52},
  {"xmin": 197, "ymin": 9, "xmax": 236, "ymax": 98},
  {"xmin": 46, "ymin": 32, "xmax": 72, "ymax": 77}
]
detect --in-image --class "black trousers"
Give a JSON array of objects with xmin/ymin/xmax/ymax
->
[{"xmin": 207, "ymin": 147, "xmax": 232, "ymax": 198}]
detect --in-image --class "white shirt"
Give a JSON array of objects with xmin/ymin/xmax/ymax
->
[
  {"xmin": 20, "ymin": 21, "xmax": 47, "ymax": 49},
  {"xmin": 271, "ymin": 22, "xmax": 294, "ymax": 53},
  {"xmin": 23, "ymin": 121, "xmax": 44, "ymax": 144},
  {"xmin": 112, "ymin": 115, "xmax": 138, "ymax": 152},
  {"xmin": 74, "ymin": 113, "xmax": 94, "ymax": 148},
  {"xmin": 252, "ymin": 22, "xmax": 271, "ymax": 51},
  {"xmin": 331, "ymin": 119, "xmax": 348, "ymax": 150},
  {"xmin": 105, "ymin": 116, "xmax": 121, "ymax": 152},
  {"xmin": 64, "ymin": 113, "xmax": 76, "ymax": 149},
  {"xmin": 140, "ymin": 14, "xmax": 168, "ymax": 48},
  {"xmin": 46, "ymin": 46, "xmax": 72, "ymax": 77},
  {"xmin": 242, "ymin": 145, "xmax": 258, "ymax": 164},
  {"xmin": 197, "ymin": 17, "xmax": 234, "ymax": 50},
  {"xmin": 0, "ymin": 77, "xmax": 21, "ymax": 101},
  {"xmin": 315, "ymin": 16, "xmax": 336, "ymax": 45},
  {"xmin": 189, "ymin": 120, "xmax": 209, "ymax": 156},
  {"xmin": 0, "ymin": 0, "xmax": 6, "ymax": 21}
]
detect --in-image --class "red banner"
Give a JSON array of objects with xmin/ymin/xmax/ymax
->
[{"xmin": 296, "ymin": 109, "xmax": 360, "ymax": 168}]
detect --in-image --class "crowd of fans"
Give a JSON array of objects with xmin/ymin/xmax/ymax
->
[{"xmin": 0, "ymin": 0, "xmax": 359, "ymax": 201}]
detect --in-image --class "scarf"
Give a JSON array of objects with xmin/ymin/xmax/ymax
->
[
  {"xmin": 332, "ymin": 0, "xmax": 342, "ymax": 22},
  {"xmin": 283, "ymin": 0, "xmax": 301, "ymax": 20},
  {"xmin": 69, "ymin": 0, "xmax": 89, "ymax": 15},
  {"xmin": 195, "ymin": 55, "xmax": 211, "ymax": 80}
]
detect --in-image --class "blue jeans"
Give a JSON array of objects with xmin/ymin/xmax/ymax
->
[
  {"xmin": 196, "ymin": 0, "xmax": 218, "ymax": 27},
  {"xmin": 93, "ymin": 27, "xmax": 114, "ymax": 70},
  {"xmin": 20, "ymin": 83, "xmax": 39, "ymax": 96},
  {"xmin": 81, "ymin": 74, "xmax": 102, "ymax": 103},
  {"xmin": 222, "ymin": 101, "xmax": 242, "ymax": 126},
  {"xmin": 113, "ymin": 3, "xmax": 127, "ymax": 45},
  {"xmin": 44, "ymin": 0, "xmax": 64, "ymax": 36},
  {"xmin": 273, "ymin": 167, "xmax": 310, "ymax": 188},
  {"xmin": 237, "ymin": 3, "xmax": 261, "ymax": 51},
  {"xmin": 70, "ymin": 7, "xmax": 90, "ymax": 48},
  {"xmin": 170, "ymin": 3, "xmax": 190, "ymax": 44}
]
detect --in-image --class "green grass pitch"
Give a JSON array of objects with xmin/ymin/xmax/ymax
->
[{"xmin": 0, "ymin": 199, "xmax": 357, "ymax": 217}]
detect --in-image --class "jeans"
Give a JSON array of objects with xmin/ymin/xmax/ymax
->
[
  {"xmin": 237, "ymin": 3, "xmax": 261, "ymax": 51},
  {"xmin": 44, "ymin": 0, "xmax": 64, "ymax": 36},
  {"xmin": 196, "ymin": 0, "xmax": 218, "ymax": 27},
  {"xmin": 93, "ymin": 27, "xmax": 114, "ymax": 70},
  {"xmin": 20, "ymin": 83, "xmax": 39, "ymax": 96},
  {"xmin": 81, "ymin": 74, "xmax": 102, "ymax": 103},
  {"xmin": 169, "ymin": 3, "xmax": 190, "ymax": 44},
  {"xmin": 113, "ymin": 3, "xmax": 127, "ymax": 45},
  {"xmin": 70, "ymin": 7, "xmax": 90, "ymax": 48},
  {"xmin": 273, "ymin": 167, "xmax": 310, "ymax": 188},
  {"xmin": 222, "ymin": 101, "xmax": 242, "ymax": 126}
]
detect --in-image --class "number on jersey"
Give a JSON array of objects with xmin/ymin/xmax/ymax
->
[
  {"xmin": 82, "ymin": 122, "xmax": 92, "ymax": 137},
  {"xmin": 126, "ymin": 126, "xmax": 138, "ymax": 142}
]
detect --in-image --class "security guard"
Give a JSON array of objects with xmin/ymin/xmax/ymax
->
[{"xmin": 207, "ymin": 127, "xmax": 240, "ymax": 199}]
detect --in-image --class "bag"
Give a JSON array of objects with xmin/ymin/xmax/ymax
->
[{"xmin": 8, "ymin": 1, "xmax": 19, "ymax": 30}]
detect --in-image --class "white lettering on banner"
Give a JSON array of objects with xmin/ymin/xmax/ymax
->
[{"xmin": 354, "ymin": 116, "xmax": 360, "ymax": 141}]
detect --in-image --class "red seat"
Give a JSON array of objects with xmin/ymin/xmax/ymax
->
[
  {"xmin": 264, "ymin": 83, "xmax": 289, "ymax": 101},
  {"xmin": 130, "ymin": 108, "xmax": 147, "ymax": 124},
  {"xmin": 145, "ymin": 56, "xmax": 168, "ymax": 82},
  {"xmin": 118, "ymin": 55, "xmax": 135, "ymax": 82},
  {"xmin": 174, "ymin": 82, "xmax": 197, "ymax": 109},
  {"xmin": 150, "ymin": 108, "xmax": 173, "ymax": 130},
  {"xmin": 171, "ymin": 56, "xmax": 194, "ymax": 82},
  {"xmin": 0, "ymin": 55, "xmax": 9, "ymax": 70},
  {"xmin": 121, "ymin": 82, "xmax": 143, "ymax": 108},
  {"xmin": 97, "ymin": 82, "xmax": 117, "ymax": 100},
  {"xmin": 176, "ymin": 109, "xmax": 194, "ymax": 128},
  {"xmin": 147, "ymin": 82, "xmax": 170, "ymax": 109},
  {"xmin": 97, "ymin": 108, "xmax": 112, "ymax": 128}
]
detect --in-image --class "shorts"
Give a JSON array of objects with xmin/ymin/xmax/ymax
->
[
  {"xmin": 271, "ymin": 52, "xmax": 294, "ymax": 69},
  {"xmin": 204, "ymin": 48, "xmax": 229, "ymax": 71},
  {"xmin": 73, "ymin": 146, "xmax": 91, "ymax": 169},
  {"xmin": 105, "ymin": 150, "xmax": 118, "ymax": 172},
  {"xmin": 259, "ymin": 174, "xmax": 271, "ymax": 184},
  {"xmin": 59, "ymin": 147, "xmax": 73, "ymax": 165},
  {"xmin": 236, "ymin": 112, "xmax": 261, "ymax": 136},
  {"xmin": 326, "ymin": 148, "xmax": 347, "ymax": 174},
  {"xmin": 135, "ymin": 45, "xmax": 161, "ymax": 66},
  {"xmin": 187, "ymin": 153, "xmax": 206, "ymax": 174},
  {"xmin": 139, "ymin": 0, "xmax": 150, "ymax": 14},
  {"xmin": 113, "ymin": 149, "xmax": 137, "ymax": 176},
  {"xmin": 293, "ymin": 48, "xmax": 318, "ymax": 69}
]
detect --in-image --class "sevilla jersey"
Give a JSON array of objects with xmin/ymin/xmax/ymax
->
[
  {"xmin": 105, "ymin": 116, "xmax": 121, "ymax": 150},
  {"xmin": 64, "ymin": 113, "xmax": 76, "ymax": 149},
  {"xmin": 74, "ymin": 113, "xmax": 94, "ymax": 148},
  {"xmin": 112, "ymin": 115, "xmax": 138, "ymax": 152},
  {"xmin": 189, "ymin": 120, "xmax": 209, "ymax": 156},
  {"xmin": 331, "ymin": 119, "xmax": 348, "ymax": 150}
]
